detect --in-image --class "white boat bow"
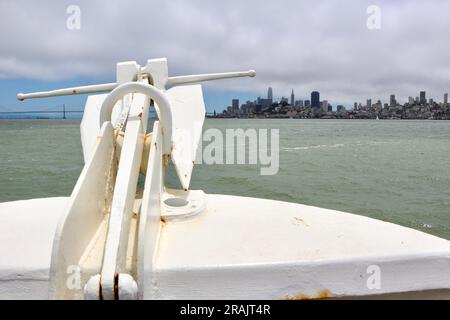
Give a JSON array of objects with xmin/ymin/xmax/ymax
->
[{"xmin": 1, "ymin": 58, "xmax": 449, "ymax": 300}]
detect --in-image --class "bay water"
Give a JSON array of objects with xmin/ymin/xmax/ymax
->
[{"xmin": 1, "ymin": 119, "xmax": 449, "ymax": 239}]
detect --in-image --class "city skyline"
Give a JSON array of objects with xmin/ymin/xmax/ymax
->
[
  {"xmin": 223, "ymin": 87, "xmax": 450, "ymax": 112},
  {"xmin": 216, "ymin": 86, "xmax": 450, "ymax": 120}
]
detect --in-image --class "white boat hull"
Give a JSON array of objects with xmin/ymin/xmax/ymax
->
[{"xmin": 1, "ymin": 194, "xmax": 449, "ymax": 300}]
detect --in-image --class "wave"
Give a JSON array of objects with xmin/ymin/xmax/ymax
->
[{"xmin": 282, "ymin": 143, "xmax": 345, "ymax": 151}]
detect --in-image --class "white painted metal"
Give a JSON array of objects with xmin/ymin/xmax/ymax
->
[
  {"xmin": 0, "ymin": 197, "xmax": 67, "ymax": 299},
  {"xmin": 140, "ymin": 58, "xmax": 169, "ymax": 89},
  {"xmin": 118, "ymin": 273, "xmax": 139, "ymax": 300},
  {"xmin": 98, "ymin": 82, "xmax": 173, "ymax": 155},
  {"xmin": 166, "ymin": 85, "xmax": 205, "ymax": 190},
  {"xmin": 97, "ymin": 88, "xmax": 147, "ymax": 300},
  {"xmin": 17, "ymin": 60, "xmax": 255, "ymax": 101},
  {"xmin": 161, "ymin": 189, "xmax": 206, "ymax": 221},
  {"xmin": 49, "ymin": 122, "xmax": 116, "ymax": 299},
  {"xmin": 83, "ymin": 274, "xmax": 101, "ymax": 300},
  {"xmin": 167, "ymin": 69, "xmax": 256, "ymax": 86},
  {"xmin": 3, "ymin": 57, "xmax": 450, "ymax": 300},
  {"xmin": 2, "ymin": 194, "xmax": 450, "ymax": 299},
  {"xmin": 152, "ymin": 194, "xmax": 450, "ymax": 299},
  {"xmin": 137, "ymin": 121, "xmax": 164, "ymax": 299},
  {"xmin": 16, "ymin": 83, "xmax": 117, "ymax": 101},
  {"xmin": 80, "ymin": 94, "xmax": 108, "ymax": 163},
  {"xmin": 116, "ymin": 61, "xmax": 140, "ymax": 85}
]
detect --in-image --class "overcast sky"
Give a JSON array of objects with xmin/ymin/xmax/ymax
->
[{"xmin": 1, "ymin": 0, "xmax": 450, "ymax": 111}]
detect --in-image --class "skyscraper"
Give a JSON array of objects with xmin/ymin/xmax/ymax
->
[
  {"xmin": 366, "ymin": 99, "xmax": 372, "ymax": 108},
  {"xmin": 232, "ymin": 99, "xmax": 239, "ymax": 113},
  {"xmin": 444, "ymin": 93, "xmax": 448, "ymax": 105},
  {"xmin": 267, "ymin": 87, "xmax": 273, "ymax": 103},
  {"xmin": 390, "ymin": 94, "xmax": 396, "ymax": 107},
  {"xmin": 290, "ymin": 89, "xmax": 295, "ymax": 106},
  {"xmin": 420, "ymin": 91, "xmax": 426, "ymax": 104},
  {"xmin": 311, "ymin": 91, "xmax": 320, "ymax": 109},
  {"xmin": 321, "ymin": 100, "xmax": 328, "ymax": 112}
]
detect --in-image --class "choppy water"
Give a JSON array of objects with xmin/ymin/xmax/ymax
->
[{"xmin": 1, "ymin": 119, "xmax": 450, "ymax": 239}]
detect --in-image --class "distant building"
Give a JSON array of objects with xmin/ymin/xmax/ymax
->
[
  {"xmin": 373, "ymin": 100, "xmax": 382, "ymax": 112},
  {"xmin": 280, "ymin": 97, "xmax": 288, "ymax": 104},
  {"xmin": 295, "ymin": 100, "xmax": 304, "ymax": 107},
  {"xmin": 420, "ymin": 91, "xmax": 426, "ymax": 104},
  {"xmin": 408, "ymin": 96, "xmax": 415, "ymax": 104},
  {"xmin": 321, "ymin": 100, "xmax": 328, "ymax": 112},
  {"xmin": 290, "ymin": 89, "xmax": 295, "ymax": 106},
  {"xmin": 328, "ymin": 105, "xmax": 333, "ymax": 112},
  {"xmin": 311, "ymin": 91, "xmax": 320, "ymax": 109},
  {"xmin": 260, "ymin": 98, "xmax": 272, "ymax": 109},
  {"xmin": 337, "ymin": 105, "xmax": 345, "ymax": 112},
  {"xmin": 267, "ymin": 87, "xmax": 273, "ymax": 103},
  {"xmin": 232, "ymin": 99, "xmax": 239, "ymax": 113},
  {"xmin": 444, "ymin": 93, "xmax": 448, "ymax": 105},
  {"xmin": 390, "ymin": 94, "xmax": 396, "ymax": 107},
  {"xmin": 366, "ymin": 99, "xmax": 372, "ymax": 108},
  {"xmin": 304, "ymin": 100, "xmax": 311, "ymax": 107}
]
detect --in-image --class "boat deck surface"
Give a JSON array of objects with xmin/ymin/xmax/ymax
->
[{"xmin": 1, "ymin": 194, "xmax": 450, "ymax": 299}]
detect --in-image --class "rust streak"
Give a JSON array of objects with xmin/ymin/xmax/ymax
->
[
  {"xmin": 285, "ymin": 289, "xmax": 332, "ymax": 300},
  {"xmin": 292, "ymin": 216, "xmax": 309, "ymax": 226}
]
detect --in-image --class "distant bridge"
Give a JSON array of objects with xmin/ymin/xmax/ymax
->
[
  {"xmin": 0, "ymin": 105, "xmax": 83, "ymax": 119},
  {"xmin": 0, "ymin": 111, "xmax": 83, "ymax": 114}
]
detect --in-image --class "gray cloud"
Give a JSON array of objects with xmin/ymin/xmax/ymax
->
[{"xmin": 1, "ymin": 0, "xmax": 449, "ymax": 105}]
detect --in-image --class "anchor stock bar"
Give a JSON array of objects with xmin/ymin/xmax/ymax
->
[
  {"xmin": 16, "ymin": 83, "xmax": 117, "ymax": 101},
  {"xmin": 166, "ymin": 69, "xmax": 256, "ymax": 85},
  {"xmin": 16, "ymin": 70, "xmax": 256, "ymax": 101}
]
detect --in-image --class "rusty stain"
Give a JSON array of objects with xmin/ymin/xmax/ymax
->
[
  {"xmin": 99, "ymin": 276, "xmax": 103, "ymax": 300},
  {"xmin": 160, "ymin": 217, "xmax": 166, "ymax": 227},
  {"xmin": 113, "ymin": 272, "xmax": 119, "ymax": 300},
  {"xmin": 292, "ymin": 216, "xmax": 309, "ymax": 226},
  {"xmin": 163, "ymin": 154, "xmax": 169, "ymax": 167},
  {"xmin": 72, "ymin": 90, "xmax": 76, "ymax": 94},
  {"xmin": 285, "ymin": 289, "xmax": 332, "ymax": 300}
]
